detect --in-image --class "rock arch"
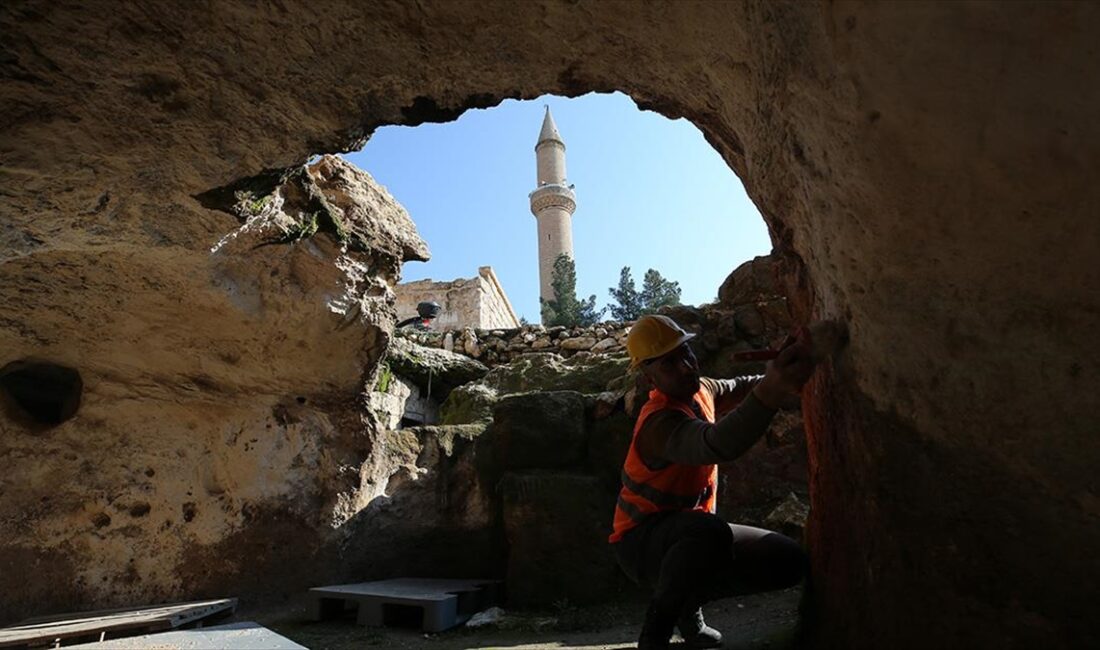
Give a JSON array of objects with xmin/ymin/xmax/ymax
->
[{"xmin": 2, "ymin": 2, "xmax": 1098, "ymax": 648}]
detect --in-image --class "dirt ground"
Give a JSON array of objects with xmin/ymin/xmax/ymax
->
[{"xmin": 249, "ymin": 587, "xmax": 802, "ymax": 650}]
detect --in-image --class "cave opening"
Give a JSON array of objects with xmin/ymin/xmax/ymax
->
[
  {"xmin": 5, "ymin": 3, "xmax": 1093, "ymax": 648},
  {"xmin": 310, "ymin": 91, "xmax": 815, "ymax": 643},
  {"xmin": 342, "ymin": 91, "xmax": 773, "ymax": 326}
]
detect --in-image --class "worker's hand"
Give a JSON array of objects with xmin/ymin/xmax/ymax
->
[{"xmin": 752, "ymin": 337, "xmax": 816, "ymax": 409}]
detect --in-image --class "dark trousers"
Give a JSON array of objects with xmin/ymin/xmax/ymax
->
[{"xmin": 612, "ymin": 510, "xmax": 808, "ymax": 616}]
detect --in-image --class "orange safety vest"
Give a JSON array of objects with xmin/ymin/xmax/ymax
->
[{"xmin": 609, "ymin": 386, "xmax": 718, "ymax": 543}]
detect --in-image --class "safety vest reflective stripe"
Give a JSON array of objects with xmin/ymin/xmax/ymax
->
[
  {"xmin": 615, "ymin": 493, "xmax": 648, "ymax": 524},
  {"xmin": 620, "ymin": 469, "xmax": 707, "ymax": 510}
]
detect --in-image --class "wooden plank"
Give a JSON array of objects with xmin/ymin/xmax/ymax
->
[
  {"xmin": 16, "ymin": 600, "xmax": 234, "ymax": 627},
  {"xmin": 0, "ymin": 599, "xmax": 236, "ymax": 648}
]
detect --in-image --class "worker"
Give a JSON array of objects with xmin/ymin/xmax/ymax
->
[{"xmin": 610, "ymin": 314, "xmax": 817, "ymax": 650}]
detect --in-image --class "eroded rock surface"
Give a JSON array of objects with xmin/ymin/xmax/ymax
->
[
  {"xmin": 0, "ymin": 153, "xmax": 426, "ymax": 619},
  {"xmin": 2, "ymin": 2, "xmax": 1098, "ymax": 647},
  {"xmin": 386, "ymin": 336, "xmax": 489, "ymax": 399}
]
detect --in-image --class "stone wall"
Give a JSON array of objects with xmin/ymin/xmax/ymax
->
[
  {"xmin": 400, "ymin": 321, "xmax": 631, "ymax": 367},
  {"xmin": 394, "ymin": 266, "xmax": 520, "ymax": 330},
  {"xmin": 398, "ymin": 255, "xmax": 792, "ymax": 373}
]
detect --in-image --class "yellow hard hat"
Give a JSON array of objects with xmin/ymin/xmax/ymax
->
[{"xmin": 626, "ymin": 314, "xmax": 696, "ymax": 369}]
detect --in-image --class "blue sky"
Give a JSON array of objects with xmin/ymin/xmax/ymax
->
[{"xmin": 342, "ymin": 92, "xmax": 770, "ymax": 323}]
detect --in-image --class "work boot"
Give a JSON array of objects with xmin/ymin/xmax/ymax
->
[
  {"xmin": 637, "ymin": 601, "xmax": 677, "ymax": 650},
  {"xmin": 677, "ymin": 606, "xmax": 723, "ymax": 649}
]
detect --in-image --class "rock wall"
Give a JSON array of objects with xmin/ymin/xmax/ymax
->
[
  {"xmin": 2, "ymin": 2, "xmax": 1098, "ymax": 647},
  {"xmin": 362, "ymin": 361, "xmax": 803, "ymax": 608},
  {"xmin": 0, "ymin": 154, "xmax": 428, "ymax": 620}
]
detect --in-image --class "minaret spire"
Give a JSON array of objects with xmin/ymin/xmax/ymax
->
[
  {"xmin": 529, "ymin": 107, "xmax": 577, "ymax": 321},
  {"xmin": 537, "ymin": 105, "xmax": 564, "ymax": 149}
]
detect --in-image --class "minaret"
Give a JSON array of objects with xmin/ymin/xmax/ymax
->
[{"xmin": 529, "ymin": 106, "xmax": 577, "ymax": 319}]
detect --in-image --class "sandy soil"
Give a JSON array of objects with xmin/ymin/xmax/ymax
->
[{"xmin": 249, "ymin": 588, "xmax": 802, "ymax": 650}]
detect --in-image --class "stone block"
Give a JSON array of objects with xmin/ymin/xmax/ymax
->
[
  {"xmin": 586, "ymin": 410, "xmax": 635, "ymax": 490},
  {"xmin": 560, "ymin": 336, "xmax": 597, "ymax": 351},
  {"xmin": 488, "ymin": 391, "xmax": 586, "ymax": 470},
  {"xmin": 387, "ymin": 337, "xmax": 489, "ymax": 399},
  {"xmin": 500, "ymin": 472, "xmax": 624, "ymax": 606},
  {"xmin": 591, "ymin": 337, "xmax": 618, "ymax": 352}
]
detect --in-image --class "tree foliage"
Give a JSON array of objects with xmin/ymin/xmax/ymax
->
[
  {"xmin": 607, "ymin": 266, "xmax": 681, "ymax": 320},
  {"xmin": 608, "ymin": 266, "xmax": 643, "ymax": 321},
  {"xmin": 542, "ymin": 254, "xmax": 605, "ymax": 326},
  {"xmin": 640, "ymin": 268, "xmax": 682, "ymax": 314}
]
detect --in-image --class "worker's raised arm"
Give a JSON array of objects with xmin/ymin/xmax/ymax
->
[
  {"xmin": 636, "ymin": 386, "xmax": 777, "ymax": 466},
  {"xmin": 704, "ymin": 375, "xmax": 763, "ymax": 416},
  {"xmin": 637, "ymin": 338, "xmax": 819, "ymax": 466}
]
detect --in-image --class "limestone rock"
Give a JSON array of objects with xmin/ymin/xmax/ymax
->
[
  {"xmin": 718, "ymin": 256, "xmax": 780, "ymax": 307},
  {"xmin": 763, "ymin": 492, "xmax": 810, "ymax": 544},
  {"xmin": 501, "ymin": 472, "xmax": 625, "ymax": 606},
  {"xmin": 488, "ymin": 392, "xmax": 587, "ymax": 470},
  {"xmin": 366, "ymin": 375, "xmax": 413, "ymax": 430},
  {"xmin": 657, "ymin": 305, "xmax": 706, "ymax": 335},
  {"xmin": 531, "ymin": 337, "xmax": 553, "ymax": 349},
  {"xmin": 0, "ymin": 147, "xmax": 428, "ymax": 621},
  {"xmin": 387, "ymin": 336, "xmax": 489, "ymax": 399},
  {"xmin": 591, "ymin": 337, "xmax": 619, "ymax": 353},
  {"xmin": 439, "ymin": 383, "xmax": 498, "ymax": 425},
  {"xmin": 339, "ymin": 423, "xmax": 501, "ymax": 582},
  {"xmin": 586, "ymin": 410, "xmax": 635, "ymax": 490},
  {"xmin": 733, "ymin": 304, "xmax": 766, "ymax": 338},
  {"xmin": 717, "ymin": 411, "xmax": 808, "ymax": 526},
  {"xmin": 462, "ymin": 330, "xmax": 481, "ymax": 358},
  {"xmin": 465, "ymin": 353, "xmax": 629, "ymax": 395},
  {"xmin": 560, "ymin": 336, "xmax": 597, "ymax": 351}
]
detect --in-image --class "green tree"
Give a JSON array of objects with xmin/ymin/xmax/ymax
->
[
  {"xmin": 607, "ymin": 266, "xmax": 643, "ymax": 321},
  {"xmin": 542, "ymin": 254, "xmax": 605, "ymax": 326},
  {"xmin": 608, "ymin": 266, "xmax": 682, "ymax": 319},
  {"xmin": 639, "ymin": 268, "xmax": 681, "ymax": 315}
]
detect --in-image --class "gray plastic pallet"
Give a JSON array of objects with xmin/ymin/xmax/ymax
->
[{"xmin": 308, "ymin": 578, "xmax": 502, "ymax": 632}]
